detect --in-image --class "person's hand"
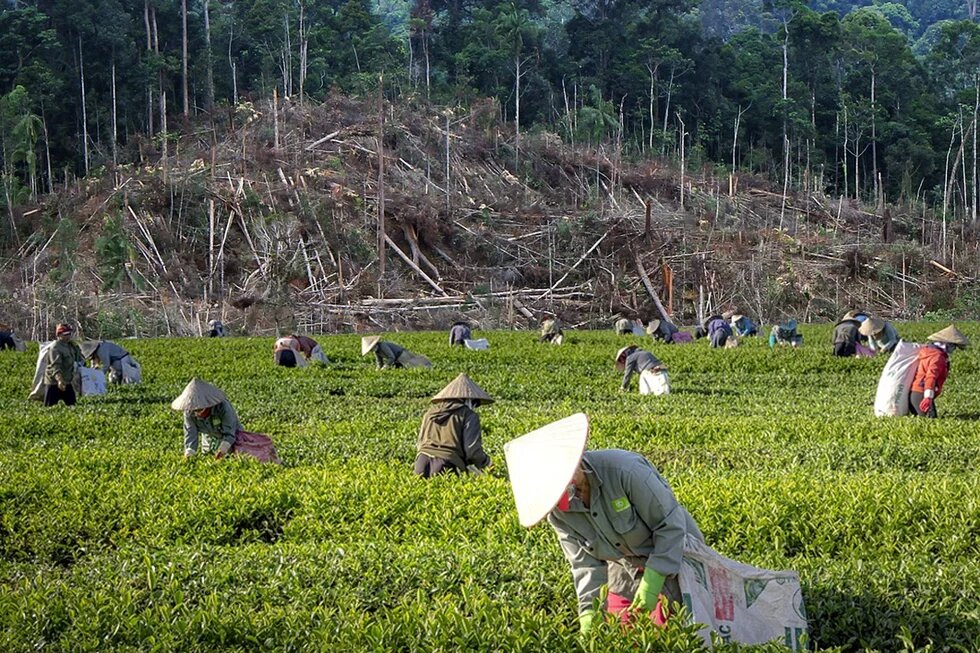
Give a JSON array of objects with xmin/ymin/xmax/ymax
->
[
  {"xmin": 919, "ymin": 397, "xmax": 933, "ymax": 414},
  {"xmin": 630, "ymin": 568, "xmax": 666, "ymax": 614},
  {"xmin": 58, "ymin": 382, "xmax": 66, "ymax": 391},
  {"xmin": 578, "ymin": 609, "xmax": 597, "ymax": 635}
]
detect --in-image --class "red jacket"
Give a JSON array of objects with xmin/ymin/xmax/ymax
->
[{"xmin": 911, "ymin": 345, "xmax": 949, "ymax": 396}]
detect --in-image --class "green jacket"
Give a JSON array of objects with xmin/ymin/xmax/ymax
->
[
  {"xmin": 183, "ymin": 399, "xmax": 241, "ymax": 455},
  {"xmin": 375, "ymin": 341, "xmax": 406, "ymax": 368},
  {"xmin": 416, "ymin": 400, "xmax": 490, "ymax": 470},
  {"xmin": 44, "ymin": 339, "xmax": 83, "ymax": 385}
]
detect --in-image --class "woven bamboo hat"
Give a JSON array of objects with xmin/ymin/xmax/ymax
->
[
  {"xmin": 171, "ymin": 378, "xmax": 227, "ymax": 411},
  {"xmin": 504, "ymin": 413, "xmax": 590, "ymax": 527},
  {"xmin": 431, "ymin": 373, "xmax": 494, "ymax": 404},
  {"xmin": 80, "ymin": 340, "xmax": 101, "ymax": 359},
  {"xmin": 732, "ymin": 314, "xmax": 744, "ymax": 322},
  {"xmin": 859, "ymin": 317, "xmax": 884, "ymax": 337},
  {"xmin": 722, "ymin": 310, "xmax": 735, "ymax": 320},
  {"xmin": 647, "ymin": 319, "xmax": 661, "ymax": 334},
  {"xmin": 928, "ymin": 325, "xmax": 970, "ymax": 347},
  {"xmin": 361, "ymin": 336, "xmax": 381, "ymax": 356}
]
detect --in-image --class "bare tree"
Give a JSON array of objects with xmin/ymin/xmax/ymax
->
[{"xmin": 181, "ymin": 0, "xmax": 189, "ymax": 116}]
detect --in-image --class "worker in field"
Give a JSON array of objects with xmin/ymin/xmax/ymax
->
[
  {"xmin": 832, "ymin": 313, "xmax": 861, "ymax": 357},
  {"xmin": 292, "ymin": 334, "xmax": 330, "ymax": 364},
  {"xmin": 616, "ymin": 345, "xmax": 669, "ymax": 394},
  {"xmin": 909, "ymin": 325, "xmax": 970, "ymax": 418},
  {"xmin": 81, "ymin": 339, "xmax": 142, "ymax": 383},
  {"xmin": 646, "ymin": 317, "xmax": 679, "ymax": 344},
  {"xmin": 362, "ymin": 335, "xmax": 432, "ymax": 369},
  {"xmin": 539, "ymin": 317, "xmax": 564, "ymax": 345},
  {"xmin": 208, "ymin": 319, "xmax": 226, "ymax": 337},
  {"xmin": 449, "ymin": 321, "xmax": 472, "ymax": 346},
  {"xmin": 706, "ymin": 315, "xmax": 733, "ymax": 348},
  {"xmin": 414, "ymin": 373, "xmax": 493, "ymax": 478},
  {"xmin": 172, "ymin": 378, "xmax": 280, "ymax": 462},
  {"xmin": 0, "ymin": 322, "xmax": 16, "ymax": 350},
  {"xmin": 504, "ymin": 414, "xmax": 705, "ymax": 635},
  {"xmin": 729, "ymin": 313, "xmax": 758, "ymax": 337},
  {"xmin": 273, "ymin": 335, "xmax": 305, "ymax": 367},
  {"xmin": 859, "ymin": 317, "xmax": 899, "ymax": 355},
  {"xmin": 694, "ymin": 314, "xmax": 720, "ymax": 339},
  {"xmin": 614, "ymin": 317, "xmax": 634, "ymax": 336},
  {"xmin": 769, "ymin": 319, "xmax": 803, "ymax": 348},
  {"xmin": 43, "ymin": 323, "xmax": 83, "ymax": 406}
]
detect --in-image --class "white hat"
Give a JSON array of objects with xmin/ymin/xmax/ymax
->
[
  {"xmin": 646, "ymin": 319, "xmax": 661, "ymax": 334},
  {"xmin": 928, "ymin": 325, "xmax": 970, "ymax": 347},
  {"xmin": 859, "ymin": 317, "xmax": 884, "ymax": 337},
  {"xmin": 431, "ymin": 373, "xmax": 494, "ymax": 404},
  {"xmin": 361, "ymin": 336, "xmax": 381, "ymax": 356},
  {"xmin": 731, "ymin": 314, "xmax": 744, "ymax": 322},
  {"xmin": 171, "ymin": 378, "xmax": 227, "ymax": 411},
  {"xmin": 504, "ymin": 413, "xmax": 590, "ymax": 527}
]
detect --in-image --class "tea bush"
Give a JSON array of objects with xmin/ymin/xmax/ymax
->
[{"xmin": 1, "ymin": 323, "xmax": 979, "ymax": 651}]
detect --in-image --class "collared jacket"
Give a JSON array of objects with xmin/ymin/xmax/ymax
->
[
  {"xmin": 868, "ymin": 322, "xmax": 899, "ymax": 354},
  {"xmin": 547, "ymin": 450, "xmax": 703, "ymax": 615},
  {"xmin": 449, "ymin": 324, "xmax": 471, "ymax": 346},
  {"xmin": 706, "ymin": 318, "xmax": 731, "ymax": 339},
  {"xmin": 832, "ymin": 320, "xmax": 860, "ymax": 346},
  {"xmin": 911, "ymin": 344, "xmax": 949, "ymax": 397},
  {"xmin": 183, "ymin": 399, "xmax": 241, "ymax": 455},
  {"xmin": 44, "ymin": 339, "xmax": 83, "ymax": 385},
  {"xmin": 374, "ymin": 340, "xmax": 406, "ymax": 368},
  {"xmin": 621, "ymin": 349, "xmax": 665, "ymax": 390},
  {"xmin": 416, "ymin": 400, "xmax": 490, "ymax": 470}
]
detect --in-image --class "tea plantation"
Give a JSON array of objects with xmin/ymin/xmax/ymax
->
[{"xmin": 1, "ymin": 324, "xmax": 979, "ymax": 652}]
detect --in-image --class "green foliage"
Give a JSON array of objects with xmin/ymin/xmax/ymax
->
[
  {"xmin": 94, "ymin": 213, "xmax": 132, "ymax": 291},
  {"xmin": 1, "ymin": 326, "xmax": 980, "ymax": 650}
]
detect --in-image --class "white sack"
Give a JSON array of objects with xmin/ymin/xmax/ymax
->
[
  {"xmin": 13, "ymin": 336, "xmax": 26, "ymax": 352},
  {"xmin": 639, "ymin": 369, "xmax": 670, "ymax": 396},
  {"xmin": 310, "ymin": 344, "xmax": 330, "ymax": 364},
  {"xmin": 464, "ymin": 338, "xmax": 490, "ymax": 350},
  {"xmin": 121, "ymin": 356, "xmax": 142, "ymax": 384},
  {"xmin": 631, "ymin": 324, "xmax": 645, "ymax": 336},
  {"xmin": 28, "ymin": 341, "xmax": 55, "ymax": 401},
  {"xmin": 679, "ymin": 537, "xmax": 809, "ymax": 650},
  {"xmin": 873, "ymin": 340, "xmax": 921, "ymax": 417},
  {"xmin": 79, "ymin": 365, "xmax": 107, "ymax": 395}
]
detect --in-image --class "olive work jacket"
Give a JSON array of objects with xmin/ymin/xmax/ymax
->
[
  {"xmin": 547, "ymin": 450, "xmax": 703, "ymax": 615},
  {"xmin": 416, "ymin": 400, "xmax": 490, "ymax": 471},
  {"xmin": 183, "ymin": 399, "xmax": 242, "ymax": 455},
  {"xmin": 44, "ymin": 339, "xmax": 83, "ymax": 385},
  {"xmin": 374, "ymin": 341, "xmax": 406, "ymax": 368}
]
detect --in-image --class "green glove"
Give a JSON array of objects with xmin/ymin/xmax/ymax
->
[
  {"xmin": 579, "ymin": 609, "xmax": 598, "ymax": 634},
  {"xmin": 629, "ymin": 567, "xmax": 666, "ymax": 613}
]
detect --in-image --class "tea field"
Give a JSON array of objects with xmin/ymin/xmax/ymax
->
[{"xmin": 1, "ymin": 324, "xmax": 979, "ymax": 652}]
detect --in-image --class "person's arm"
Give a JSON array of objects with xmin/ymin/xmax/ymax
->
[
  {"xmin": 374, "ymin": 347, "xmax": 386, "ymax": 369},
  {"xmin": 622, "ymin": 459, "xmax": 689, "ymax": 579},
  {"xmin": 48, "ymin": 346, "xmax": 68, "ymax": 388},
  {"xmin": 882, "ymin": 326, "xmax": 898, "ymax": 352},
  {"xmin": 215, "ymin": 400, "xmax": 240, "ymax": 448},
  {"xmin": 183, "ymin": 412, "xmax": 199, "ymax": 456},
  {"xmin": 922, "ymin": 353, "xmax": 948, "ymax": 398},
  {"xmin": 548, "ymin": 515, "xmax": 609, "ymax": 615},
  {"xmin": 621, "ymin": 356, "xmax": 637, "ymax": 391},
  {"xmin": 461, "ymin": 411, "xmax": 490, "ymax": 468}
]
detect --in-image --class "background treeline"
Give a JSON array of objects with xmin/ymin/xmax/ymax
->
[{"xmin": 0, "ymin": 0, "xmax": 978, "ymax": 232}]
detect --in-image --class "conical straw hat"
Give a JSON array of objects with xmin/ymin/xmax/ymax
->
[
  {"xmin": 171, "ymin": 378, "xmax": 227, "ymax": 411},
  {"xmin": 361, "ymin": 336, "xmax": 381, "ymax": 356},
  {"xmin": 646, "ymin": 319, "xmax": 661, "ymax": 334},
  {"xmin": 859, "ymin": 317, "xmax": 884, "ymax": 337},
  {"xmin": 431, "ymin": 373, "xmax": 494, "ymax": 404},
  {"xmin": 841, "ymin": 311, "xmax": 856, "ymax": 321},
  {"xmin": 928, "ymin": 325, "xmax": 970, "ymax": 347},
  {"xmin": 80, "ymin": 340, "xmax": 101, "ymax": 359},
  {"xmin": 721, "ymin": 310, "xmax": 735, "ymax": 320},
  {"xmin": 504, "ymin": 413, "xmax": 590, "ymax": 527}
]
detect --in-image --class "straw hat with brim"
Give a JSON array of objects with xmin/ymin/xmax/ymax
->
[
  {"xmin": 431, "ymin": 373, "xmax": 494, "ymax": 404},
  {"xmin": 722, "ymin": 310, "xmax": 735, "ymax": 320},
  {"xmin": 361, "ymin": 336, "xmax": 381, "ymax": 356},
  {"xmin": 80, "ymin": 341, "xmax": 101, "ymax": 359},
  {"xmin": 171, "ymin": 378, "xmax": 227, "ymax": 411},
  {"xmin": 732, "ymin": 314, "xmax": 744, "ymax": 322},
  {"xmin": 504, "ymin": 413, "xmax": 590, "ymax": 527},
  {"xmin": 928, "ymin": 325, "xmax": 970, "ymax": 347},
  {"xmin": 859, "ymin": 318, "xmax": 884, "ymax": 337},
  {"xmin": 647, "ymin": 319, "xmax": 661, "ymax": 334}
]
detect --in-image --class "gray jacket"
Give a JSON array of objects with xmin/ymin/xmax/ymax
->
[
  {"xmin": 869, "ymin": 322, "xmax": 899, "ymax": 354},
  {"xmin": 621, "ymin": 349, "xmax": 665, "ymax": 390},
  {"xmin": 547, "ymin": 450, "xmax": 703, "ymax": 614},
  {"xmin": 375, "ymin": 341, "xmax": 406, "ymax": 368},
  {"xmin": 183, "ymin": 399, "xmax": 241, "ymax": 455}
]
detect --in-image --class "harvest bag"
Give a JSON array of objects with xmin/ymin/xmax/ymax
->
[
  {"xmin": 398, "ymin": 351, "xmax": 433, "ymax": 368},
  {"xmin": 13, "ymin": 335, "xmax": 26, "ymax": 352},
  {"xmin": 28, "ymin": 341, "xmax": 55, "ymax": 401},
  {"xmin": 464, "ymin": 338, "xmax": 490, "ymax": 350},
  {"xmin": 672, "ymin": 331, "xmax": 694, "ymax": 345},
  {"xmin": 854, "ymin": 343, "xmax": 875, "ymax": 358},
  {"xmin": 79, "ymin": 365, "xmax": 107, "ymax": 395},
  {"xmin": 639, "ymin": 370, "xmax": 670, "ymax": 396},
  {"xmin": 233, "ymin": 430, "xmax": 282, "ymax": 464},
  {"xmin": 874, "ymin": 340, "xmax": 921, "ymax": 417},
  {"xmin": 680, "ymin": 537, "xmax": 809, "ymax": 650},
  {"xmin": 632, "ymin": 324, "xmax": 646, "ymax": 336},
  {"xmin": 120, "ymin": 356, "xmax": 143, "ymax": 384},
  {"xmin": 310, "ymin": 344, "xmax": 330, "ymax": 364}
]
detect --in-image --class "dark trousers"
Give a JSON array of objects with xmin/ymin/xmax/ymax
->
[
  {"xmin": 275, "ymin": 349, "xmax": 297, "ymax": 367},
  {"xmin": 0, "ymin": 333, "xmax": 14, "ymax": 350},
  {"xmin": 710, "ymin": 330, "xmax": 729, "ymax": 348},
  {"xmin": 833, "ymin": 342, "xmax": 856, "ymax": 357},
  {"xmin": 413, "ymin": 455, "xmax": 458, "ymax": 478},
  {"xmin": 909, "ymin": 391, "xmax": 937, "ymax": 418},
  {"xmin": 44, "ymin": 383, "xmax": 76, "ymax": 407}
]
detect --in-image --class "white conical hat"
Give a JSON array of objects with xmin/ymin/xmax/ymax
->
[
  {"xmin": 504, "ymin": 413, "xmax": 590, "ymax": 527},
  {"xmin": 431, "ymin": 373, "xmax": 494, "ymax": 404},
  {"xmin": 80, "ymin": 340, "xmax": 101, "ymax": 359},
  {"xmin": 361, "ymin": 336, "xmax": 381, "ymax": 356},
  {"xmin": 859, "ymin": 317, "xmax": 884, "ymax": 337},
  {"xmin": 928, "ymin": 325, "xmax": 970, "ymax": 347},
  {"xmin": 646, "ymin": 319, "xmax": 661, "ymax": 334},
  {"xmin": 171, "ymin": 378, "xmax": 227, "ymax": 411}
]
